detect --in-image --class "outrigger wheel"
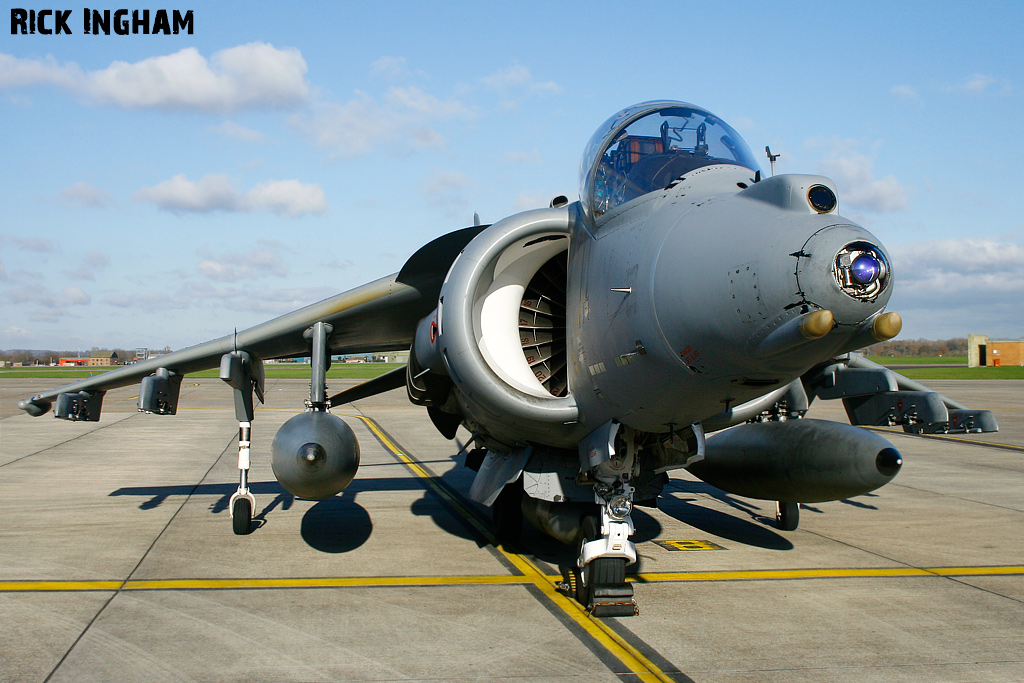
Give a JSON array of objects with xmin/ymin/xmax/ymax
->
[
  {"xmin": 776, "ymin": 501, "xmax": 800, "ymax": 531},
  {"xmin": 574, "ymin": 515, "xmax": 636, "ymax": 617},
  {"xmin": 231, "ymin": 495, "xmax": 254, "ymax": 535}
]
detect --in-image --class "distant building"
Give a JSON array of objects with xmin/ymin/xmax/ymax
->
[
  {"xmin": 59, "ymin": 352, "xmax": 118, "ymax": 367},
  {"xmin": 373, "ymin": 351, "xmax": 410, "ymax": 364},
  {"xmin": 968, "ymin": 335, "xmax": 1024, "ymax": 367}
]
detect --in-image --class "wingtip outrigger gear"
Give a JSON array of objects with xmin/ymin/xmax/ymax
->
[{"xmin": 220, "ymin": 349, "xmax": 264, "ymax": 535}]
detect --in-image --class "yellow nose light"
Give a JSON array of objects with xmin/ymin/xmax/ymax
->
[
  {"xmin": 799, "ymin": 309, "xmax": 834, "ymax": 339},
  {"xmin": 872, "ymin": 311, "xmax": 902, "ymax": 341}
]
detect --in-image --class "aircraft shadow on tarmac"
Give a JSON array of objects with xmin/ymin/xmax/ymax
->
[
  {"xmin": 106, "ymin": 461, "xmax": 864, "ymax": 557},
  {"xmin": 109, "ymin": 477, "xmax": 454, "ymax": 554},
  {"xmin": 660, "ymin": 479, "xmax": 795, "ymax": 551}
]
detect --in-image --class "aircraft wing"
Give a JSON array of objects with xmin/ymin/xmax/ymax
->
[{"xmin": 18, "ymin": 225, "xmax": 484, "ymax": 420}]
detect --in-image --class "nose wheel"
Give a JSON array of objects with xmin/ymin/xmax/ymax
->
[{"xmin": 573, "ymin": 514, "xmax": 637, "ymax": 617}]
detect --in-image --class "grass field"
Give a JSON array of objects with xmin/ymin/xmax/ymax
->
[
  {"xmin": 891, "ymin": 366, "xmax": 1024, "ymax": 380},
  {"xmin": 3, "ymin": 361, "xmax": 1020, "ymax": 382},
  {"xmin": 0, "ymin": 363, "xmax": 402, "ymax": 380},
  {"xmin": 866, "ymin": 356, "xmax": 967, "ymax": 365}
]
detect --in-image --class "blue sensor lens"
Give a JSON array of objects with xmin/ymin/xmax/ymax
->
[{"xmin": 850, "ymin": 254, "xmax": 881, "ymax": 284}]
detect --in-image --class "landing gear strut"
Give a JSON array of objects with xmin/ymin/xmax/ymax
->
[
  {"xmin": 568, "ymin": 421, "xmax": 641, "ymax": 615},
  {"xmin": 221, "ymin": 350, "xmax": 263, "ymax": 536},
  {"xmin": 229, "ymin": 421, "xmax": 255, "ymax": 535}
]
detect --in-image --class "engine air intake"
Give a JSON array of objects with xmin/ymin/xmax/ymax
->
[{"xmin": 520, "ymin": 252, "xmax": 569, "ymax": 397}]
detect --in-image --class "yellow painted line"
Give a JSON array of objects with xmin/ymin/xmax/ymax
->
[
  {"xmin": 929, "ymin": 435, "xmax": 1024, "ymax": 452},
  {"xmin": 636, "ymin": 568, "xmax": 930, "ymax": 582},
  {"xmin": 123, "ymin": 576, "xmax": 528, "ymax": 590},
  {"xmin": 350, "ymin": 414, "xmax": 675, "ymax": 683},
  {"xmin": 634, "ymin": 565, "xmax": 1024, "ymax": 582},
  {"xmin": 6, "ymin": 566, "xmax": 1024, "ymax": 594},
  {"xmin": 929, "ymin": 566, "xmax": 1024, "ymax": 577},
  {"xmin": 0, "ymin": 581, "xmax": 123, "ymax": 591},
  {"xmin": 866, "ymin": 426, "xmax": 1024, "ymax": 452}
]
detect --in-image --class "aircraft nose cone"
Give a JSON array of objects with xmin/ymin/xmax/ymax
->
[{"xmin": 796, "ymin": 225, "xmax": 893, "ymax": 324}]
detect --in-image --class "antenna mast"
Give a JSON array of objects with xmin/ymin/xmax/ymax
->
[{"xmin": 765, "ymin": 146, "xmax": 780, "ymax": 176}]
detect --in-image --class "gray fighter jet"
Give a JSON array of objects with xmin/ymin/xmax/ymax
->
[{"xmin": 19, "ymin": 101, "xmax": 997, "ymax": 616}]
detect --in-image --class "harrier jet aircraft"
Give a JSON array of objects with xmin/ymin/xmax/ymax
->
[{"xmin": 19, "ymin": 100, "xmax": 997, "ymax": 616}]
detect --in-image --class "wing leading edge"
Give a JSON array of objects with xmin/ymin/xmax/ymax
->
[{"xmin": 18, "ymin": 224, "xmax": 486, "ymax": 419}]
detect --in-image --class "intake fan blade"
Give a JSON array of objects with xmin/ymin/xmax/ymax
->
[{"xmin": 520, "ymin": 252, "xmax": 568, "ymax": 397}]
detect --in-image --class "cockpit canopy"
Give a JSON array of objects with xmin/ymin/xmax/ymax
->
[{"xmin": 580, "ymin": 101, "xmax": 760, "ymax": 223}]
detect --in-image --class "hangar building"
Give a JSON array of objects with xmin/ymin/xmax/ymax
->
[{"xmin": 968, "ymin": 335, "xmax": 1024, "ymax": 367}]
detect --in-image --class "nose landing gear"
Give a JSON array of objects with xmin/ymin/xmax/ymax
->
[{"xmin": 572, "ymin": 511, "xmax": 638, "ymax": 616}]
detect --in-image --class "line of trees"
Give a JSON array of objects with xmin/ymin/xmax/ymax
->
[
  {"xmin": 3, "ymin": 339, "xmax": 970, "ymax": 365},
  {"xmin": 861, "ymin": 338, "xmax": 967, "ymax": 357}
]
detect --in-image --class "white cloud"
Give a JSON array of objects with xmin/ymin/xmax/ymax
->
[
  {"xmin": 513, "ymin": 191, "xmax": 553, "ymax": 212},
  {"xmin": 0, "ymin": 53, "xmax": 80, "ymax": 89},
  {"xmin": 65, "ymin": 267, "xmax": 95, "ymax": 281},
  {"xmin": 422, "ymin": 169, "xmax": 472, "ymax": 218},
  {"xmin": 135, "ymin": 174, "xmax": 241, "ymax": 212},
  {"xmin": 944, "ymin": 73, "xmax": 995, "ymax": 95},
  {"xmin": 504, "ymin": 149, "xmax": 542, "ymax": 165},
  {"xmin": 134, "ymin": 174, "xmax": 327, "ymax": 216},
  {"xmin": 247, "ymin": 179, "xmax": 328, "ymax": 217},
  {"xmin": 384, "ymin": 85, "xmax": 475, "ymax": 119},
  {"xmin": 63, "ymin": 286, "xmax": 91, "ymax": 305},
  {"xmin": 423, "ymin": 170, "xmax": 470, "ymax": 195},
  {"xmin": 86, "ymin": 251, "xmax": 110, "ymax": 269},
  {"xmin": 812, "ymin": 140, "xmax": 909, "ymax": 213},
  {"xmin": 103, "ymin": 291, "xmax": 189, "ymax": 310},
  {"xmin": 66, "ymin": 250, "xmax": 111, "ymax": 281},
  {"xmin": 3, "ymin": 326, "xmax": 32, "ymax": 340},
  {"xmin": 209, "ymin": 121, "xmax": 267, "ymax": 143},
  {"xmin": 890, "ymin": 84, "xmax": 917, "ymax": 100},
  {"xmin": 291, "ymin": 93, "xmax": 405, "ymax": 159},
  {"xmin": 60, "ymin": 181, "xmax": 115, "ymax": 207},
  {"xmin": 481, "ymin": 64, "xmax": 562, "ymax": 95},
  {"xmin": 370, "ymin": 56, "xmax": 408, "ymax": 80},
  {"xmin": 224, "ymin": 287, "xmax": 333, "ymax": 315},
  {"xmin": 7, "ymin": 283, "xmax": 88, "ymax": 320},
  {"xmin": 292, "ymin": 86, "xmax": 474, "ymax": 160},
  {"xmin": 197, "ymin": 242, "xmax": 289, "ymax": 283},
  {"xmin": 890, "ymin": 238, "xmax": 1024, "ymax": 300},
  {"xmin": 0, "ymin": 43, "xmax": 309, "ymax": 113},
  {"xmin": 12, "ymin": 237, "xmax": 58, "ymax": 252}
]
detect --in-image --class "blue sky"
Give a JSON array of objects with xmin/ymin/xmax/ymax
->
[{"xmin": 2, "ymin": 0, "xmax": 1022, "ymax": 352}]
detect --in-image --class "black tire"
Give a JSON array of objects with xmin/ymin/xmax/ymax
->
[
  {"xmin": 232, "ymin": 497, "xmax": 253, "ymax": 535},
  {"xmin": 776, "ymin": 501, "xmax": 799, "ymax": 531},
  {"xmin": 492, "ymin": 478, "xmax": 524, "ymax": 543},
  {"xmin": 576, "ymin": 515, "xmax": 627, "ymax": 606}
]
